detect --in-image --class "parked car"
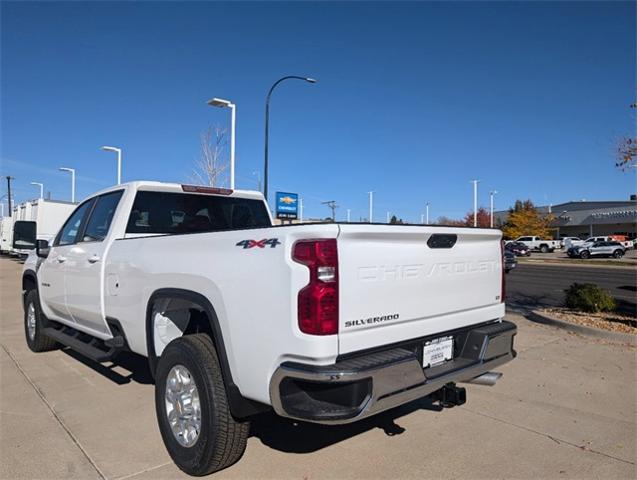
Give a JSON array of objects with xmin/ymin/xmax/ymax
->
[
  {"xmin": 567, "ymin": 241, "xmax": 625, "ymax": 259},
  {"xmin": 566, "ymin": 236, "xmax": 633, "ymax": 251},
  {"xmin": 504, "ymin": 250, "xmax": 517, "ymax": 272},
  {"xmin": 510, "ymin": 236, "xmax": 560, "ymax": 253},
  {"xmin": 21, "ymin": 181, "xmax": 517, "ymax": 476},
  {"xmin": 505, "ymin": 241, "xmax": 531, "ymax": 257},
  {"xmin": 560, "ymin": 237, "xmax": 581, "ymax": 249}
]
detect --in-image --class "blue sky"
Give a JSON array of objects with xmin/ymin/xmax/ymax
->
[{"xmin": 1, "ymin": 1, "xmax": 635, "ymax": 222}]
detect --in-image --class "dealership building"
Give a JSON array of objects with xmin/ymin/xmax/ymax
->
[{"xmin": 494, "ymin": 196, "xmax": 637, "ymax": 239}]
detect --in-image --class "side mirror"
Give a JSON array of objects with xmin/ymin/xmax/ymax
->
[
  {"xmin": 12, "ymin": 221, "xmax": 37, "ymax": 250},
  {"xmin": 36, "ymin": 239, "xmax": 50, "ymax": 258}
]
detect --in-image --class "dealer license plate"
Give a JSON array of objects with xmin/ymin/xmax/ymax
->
[{"xmin": 423, "ymin": 336, "xmax": 453, "ymax": 368}]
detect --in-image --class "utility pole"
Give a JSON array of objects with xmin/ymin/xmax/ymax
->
[
  {"xmin": 6, "ymin": 176, "xmax": 14, "ymax": 217},
  {"xmin": 426, "ymin": 202, "xmax": 430, "ymax": 224},
  {"xmin": 347, "ymin": 209, "xmax": 351, "ymax": 222},
  {"xmin": 299, "ymin": 197, "xmax": 304, "ymax": 222},
  {"xmin": 322, "ymin": 200, "xmax": 338, "ymax": 221},
  {"xmin": 386, "ymin": 211, "xmax": 390, "ymax": 224},
  {"xmin": 471, "ymin": 180, "xmax": 480, "ymax": 227},
  {"xmin": 368, "ymin": 191, "xmax": 373, "ymax": 223}
]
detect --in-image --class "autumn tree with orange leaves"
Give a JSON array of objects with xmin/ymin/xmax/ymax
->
[{"xmin": 502, "ymin": 200, "xmax": 555, "ymax": 239}]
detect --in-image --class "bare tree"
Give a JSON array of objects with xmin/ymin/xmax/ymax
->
[{"xmin": 191, "ymin": 126, "xmax": 229, "ymax": 187}]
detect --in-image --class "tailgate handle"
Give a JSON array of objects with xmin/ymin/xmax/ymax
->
[{"xmin": 427, "ymin": 234, "xmax": 457, "ymax": 249}]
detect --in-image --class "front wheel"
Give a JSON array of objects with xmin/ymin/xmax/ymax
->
[
  {"xmin": 539, "ymin": 245, "xmax": 549, "ymax": 253},
  {"xmin": 24, "ymin": 290, "xmax": 59, "ymax": 352},
  {"xmin": 155, "ymin": 334, "xmax": 249, "ymax": 476},
  {"xmin": 579, "ymin": 250, "xmax": 590, "ymax": 259}
]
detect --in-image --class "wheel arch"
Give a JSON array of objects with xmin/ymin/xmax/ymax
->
[
  {"xmin": 22, "ymin": 269, "xmax": 38, "ymax": 309},
  {"xmin": 146, "ymin": 288, "xmax": 268, "ymax": 419}
]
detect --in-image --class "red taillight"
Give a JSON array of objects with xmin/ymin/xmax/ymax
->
[
  {"xmin": 501, "ymin": 240, "xmax": 506, "ymax": 303},
  {"xmin": 293, "ymin": 239, "xmax": 339, "ymax": 335}
]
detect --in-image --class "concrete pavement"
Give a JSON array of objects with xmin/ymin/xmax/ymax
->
[{"xmin": 1, "ymin": 257, "xmax": 635, "ymax": 479}]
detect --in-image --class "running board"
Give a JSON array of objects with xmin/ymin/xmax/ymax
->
[{"xmin": 42, "ymin": 325, "xmax": 122, "ymax": 363}]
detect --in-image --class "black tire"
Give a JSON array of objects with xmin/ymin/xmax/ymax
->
[
  {"xmin": 613, "ymin": 250, "xmax": 624, "ymax": 259},
  {"xmin": 579, "ymin": 250, "xmax": 590, "ymax": 259},
  {"xmin": 539, "ymin": 244, "xmax": 549, "ymax": 253},
  {"xmin": 24, "ymin": 289, "xmax": 59, "ymax": 352},
  {"xmin": 155, "ymin": 334, "xmax": 249, "ymax": 476}
]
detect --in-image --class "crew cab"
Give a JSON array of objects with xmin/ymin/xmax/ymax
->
[
  {"xmin": 21, "ymin": 181, "xmax": 516, "ymax": 476},
  {"xmin": 509, "ymin": 236, "xmax": 560, "ymax": 253}
]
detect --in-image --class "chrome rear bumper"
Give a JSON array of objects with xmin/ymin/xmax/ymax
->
[{"xmin": 269, "ymin": 320, "xmax": 516, "ymax": 424}]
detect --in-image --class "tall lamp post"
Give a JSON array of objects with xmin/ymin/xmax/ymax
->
[
  {"xmin": 368, "ymin": 191, "xmax": 374, "ymax": 223},
  {"xmin": 207, "ymin": 98, "xmax": 236, "ymax": 189},
  {"xmin": 426, "ymin": 202, "xmax": 430, "ymax": 224},
  {"xmin": 59, "ymin": 167, "xmax": 76, "ymax": 203},
  {"xmin": 263, "ymin": 75, "xmax": 316, "ymax": 201},
  {"xmin": 30, "ymin": 182, "xmax": 44, "ymax": 199},
  {"xmin": 471, "ymin": 179, "xmax": 480, "ymax": 227},
  {"xmin": 101, "ymin": 146, "xmax": 122, "ymax": 185},
  {"xmin": 489, "ymin": 190, "xmax": 498, "ymax": 228}
]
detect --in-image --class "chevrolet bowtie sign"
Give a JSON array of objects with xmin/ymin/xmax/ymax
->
[{"xmin": 275, "ymin": 192, "xmax": 299, "ymax": 220}]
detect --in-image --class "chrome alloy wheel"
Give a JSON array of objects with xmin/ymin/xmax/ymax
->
[
  {"xmin": 27, "ymin": 302, "xmax": 36, "ymax": 341},
  {"xmin": 165, "ymin": 365, "xmax": 202, "ymax": 447}
]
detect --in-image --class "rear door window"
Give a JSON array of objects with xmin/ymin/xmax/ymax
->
[{"xmin": 126, "ymin": 191, "xmax": 271, "ymax": 235}]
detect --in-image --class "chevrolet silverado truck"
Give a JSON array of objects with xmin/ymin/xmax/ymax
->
[
  {"xmin": 509, "ymin": 236, "xmax": 560, "ymax": 253},
  {"xmin": 22, "ymin": 181, "xmax": 517, "ymax": 476}
]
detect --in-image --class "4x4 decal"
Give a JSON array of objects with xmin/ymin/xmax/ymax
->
[{"xmin": 236, "ymin": 238, "xmax": 281, "ymax": 249}]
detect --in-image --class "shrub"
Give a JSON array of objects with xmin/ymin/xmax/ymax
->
[{"xmin": 564, "ymin": 283, "xmax": 617, "ymax": 313}]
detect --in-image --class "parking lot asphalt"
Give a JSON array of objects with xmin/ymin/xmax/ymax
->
[
  {"xmin": 1, "ymin": 257, "xmax": 635, "ymax": 480},
  {"xmin": 507, "ymin": 262, "xmax": 637, "ymax": 314}
]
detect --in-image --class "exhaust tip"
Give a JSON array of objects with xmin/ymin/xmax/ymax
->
[{"xmin": 466, "ymin": 371, "xmax": 503, "ymax": 386}]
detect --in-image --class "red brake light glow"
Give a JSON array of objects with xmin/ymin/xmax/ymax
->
[
  {"xmin": 292, "ymin": 239, "xmax": 339, "ymax": 335},
  {"xmin": 181, "ymin": 185, "xmax": 233, "ymax": 195}
]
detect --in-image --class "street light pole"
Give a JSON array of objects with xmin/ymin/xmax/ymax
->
[
  {"xmin": 30, "ymin": 182, "xmax": 44, "ymax": 199},
  {"xmin": 347, "ymin": 209, "xmax": 351, "ymax": 222},
  {"xmin": 264, "ymin": 75, "xmax": 316, "ymax": 202},
  {"xmin": 59, "ymin": 167, "xmax": 76, "ymax": 203},
  {"xmin": 368, "ymin": 191, "xmax": 373, "ymax": 223},
  {"xmin": 101, "ymin": 146, "xmax": 122, "ymax": 185},
  {"xmin": 207, "ymin": 98, "xmax": 236, "ymax": 189},
  {"xmin": 299, "ymin": 197, "xmax": 304, "ymax": 222},
  {"xmin": 489, "ymin": 190, "xmax": 498, "ymax": 228},
  {"xmin": 426, "ymin": 202, "xmax": 430, "ymax": 224},
  {"xmin": 471, "ymin": 179, "xmax": 480, "ymax": 227}
]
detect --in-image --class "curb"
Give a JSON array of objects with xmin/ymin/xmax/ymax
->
[
  {"xmin": 528, "ymin": 309, "xmax": 636, "ymax": 344},
  {"xmin": 517, "ymin": 259, "xmax": 637, "ymax": 269}
]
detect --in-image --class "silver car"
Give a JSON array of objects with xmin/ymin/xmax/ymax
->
[{"xmin": 568, "ymin": 241, "xmax": 625, "ymax": 259}]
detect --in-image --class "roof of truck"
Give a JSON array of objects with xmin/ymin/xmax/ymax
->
[{"xmin": 84, "ymin": 181, "xmax": 265, "ymax": 202}]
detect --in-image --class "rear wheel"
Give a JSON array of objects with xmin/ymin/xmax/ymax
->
[
  {"xmin": 24, "ymin": 289, "xmax": 59, "ymax": 352},
  {"xmin": 155, "ymin": 334, "xmax": 249, "ymax": 476},
  {"xmin": 539, "ymin": 244, "xmax": 549, "ymax": 253},
  {"xmin": 613, "ymin": 250, "xmax": 624, "ymax": 259}
]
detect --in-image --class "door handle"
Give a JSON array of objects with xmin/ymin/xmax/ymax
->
[
  {"xmin": 88, "ymin": 255, "xmax": 101, "ymax": 264},
  {"xmin": 57, "ymin": 256, "xmax": 67, "ymax": 263}
]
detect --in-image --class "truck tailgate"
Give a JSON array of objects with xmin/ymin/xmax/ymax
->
[{"xmin": 337, "ymin": 225, "xmax": 505, "ymax": 354}]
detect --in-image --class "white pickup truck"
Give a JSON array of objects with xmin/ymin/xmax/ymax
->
[
  {"xmin": 22, "ymin": 181, "xmax": 517, "ymax": 476},
  {"xmin": 509, "ymin": 236, "xmax": 560, "ymax": 253}
]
